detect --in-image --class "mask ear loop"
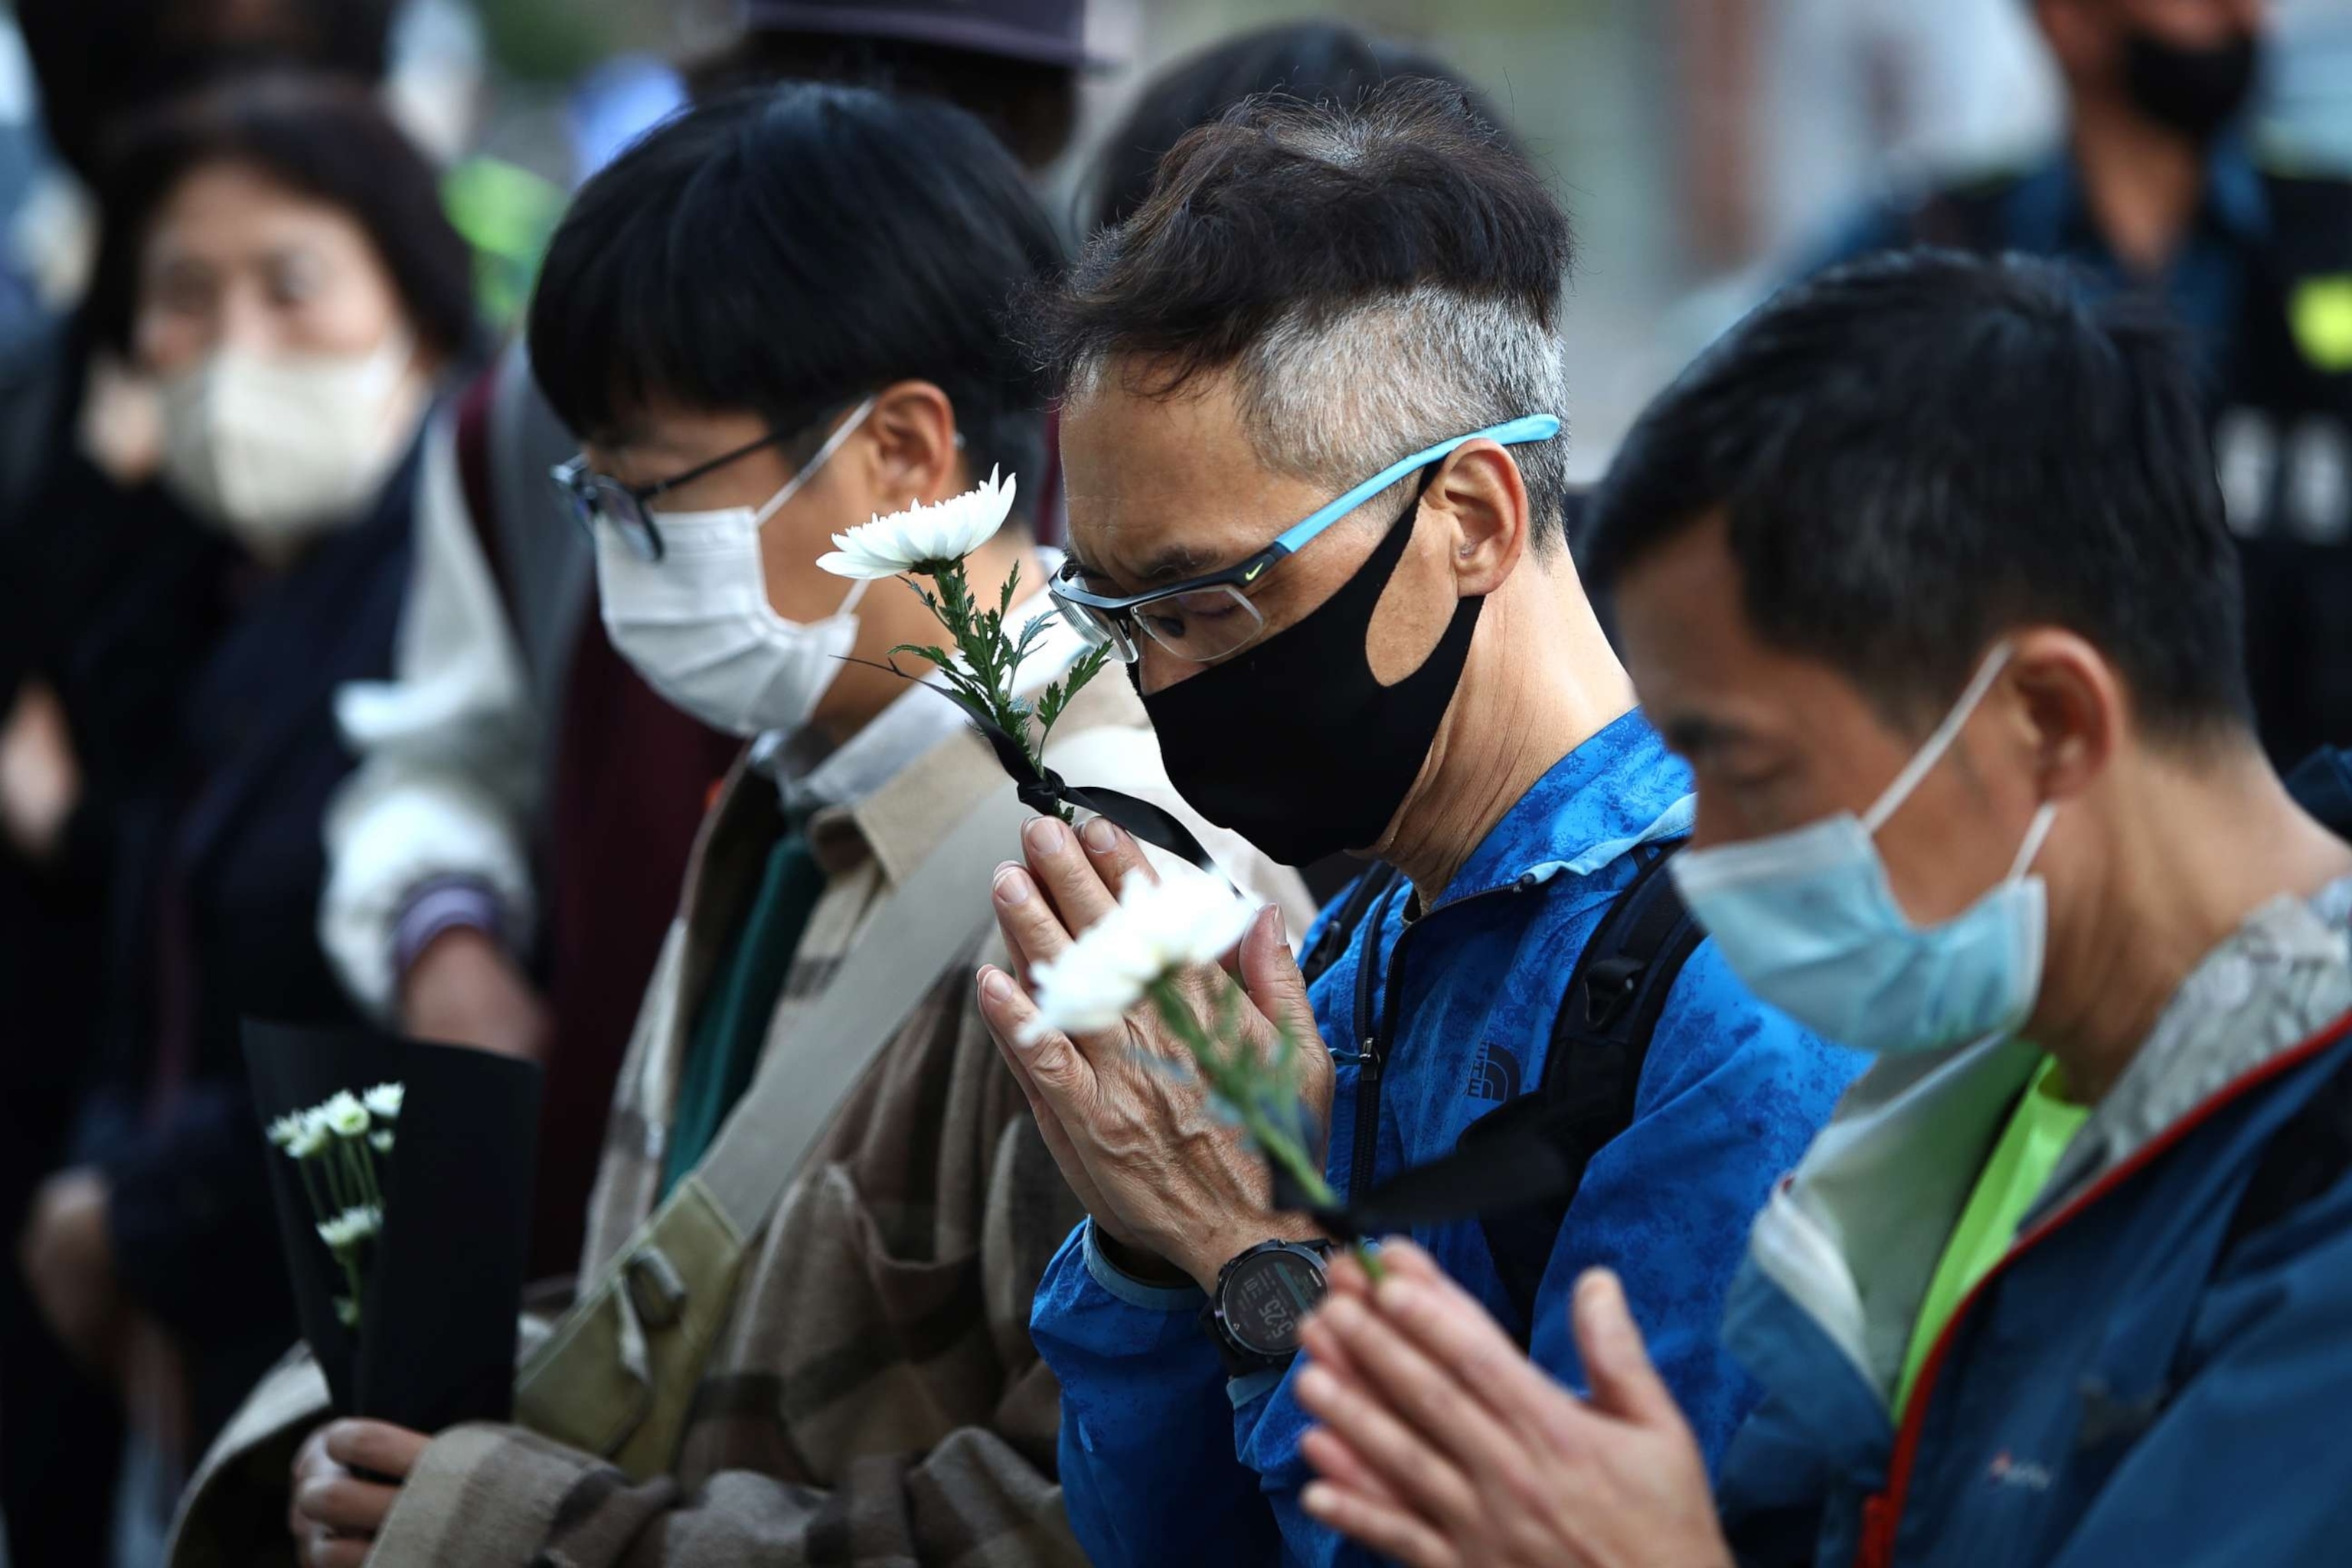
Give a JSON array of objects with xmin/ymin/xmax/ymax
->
[
  {"xmin": 2007, "ymin": 800, "xmax": 2059, "ymax": 883},
  {"xmin": 753, "ymin": 394, "xmax": 880, "ymax": 526},
  {"xmin": 1862, "ymin": 642, "xmax": 2018, "ymax": 835}
]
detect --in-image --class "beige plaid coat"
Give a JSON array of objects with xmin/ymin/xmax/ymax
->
[{"xmin": 169, "ymin": 675, "xmax": 1310, "ymax": 1567}]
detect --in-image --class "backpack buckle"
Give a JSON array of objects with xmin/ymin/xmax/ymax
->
[{"xmin": 1581, "ymin": 956, "xmax": 1645, "ymax": 1031}]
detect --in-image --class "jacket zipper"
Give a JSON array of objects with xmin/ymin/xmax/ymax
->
[
  {"xmin": 1855, "ymin": 1004, "xmax": 2352, "ymax": 1568},
  {"xmin": 1347, "ymin": 873, "xmax": 1540, "ymax": 1206}
]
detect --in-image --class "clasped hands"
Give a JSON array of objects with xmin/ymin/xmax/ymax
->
[
  {"xmin": 974, "ymin": 813, "xmax": 1331, "ymax": 1292},
  {"xmin": 972, "ymin": 813, "xmax": 1733, "ymax": 1567}
]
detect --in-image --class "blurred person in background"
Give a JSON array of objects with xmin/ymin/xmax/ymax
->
[
  {"xmin": 320, "ymin": 0, "xmax": 1099, "ymax": 1282},
  {"xmin": 0, "ymin": 5, "xmax": 398, "ymax": 1561},
  {"xmin": 5, "ymin": 77, "xmax": 473, "ymax": 1563},
  {"xmin": 170, "ymin": 80, "xmax": 1305, "ymax": 1568},
  {"xmin": 1822, "ymin": 0, "xmax": 2352, "ymax": 771}
]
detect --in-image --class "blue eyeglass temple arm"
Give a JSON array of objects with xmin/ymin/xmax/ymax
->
[{"xmin": 1266, "ymin": 413, "xmax": 1563, "ymax": 559}]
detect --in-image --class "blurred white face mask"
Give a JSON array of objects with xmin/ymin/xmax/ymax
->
[
  {"xmin": 596, "ymin": 397, "xmax": 876, "ymax": 740},
  {"xmin": 158, "ymin": 330, "xmax": 422, "ymax": 553}
]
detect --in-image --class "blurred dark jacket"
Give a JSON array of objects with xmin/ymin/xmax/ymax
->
[{"xmin": 29, "ymin": 401, "xmax": 421, "ymax": 1443}]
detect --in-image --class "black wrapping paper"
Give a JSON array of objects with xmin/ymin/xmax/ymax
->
[{"xmin": 243, "ymin": 1021, "xmax": 540, "ymax": 1429}]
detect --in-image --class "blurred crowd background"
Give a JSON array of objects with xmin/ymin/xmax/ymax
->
[
  {"xmin": 0, "ymin": 0, "xmax": 2349, "ymax": 472},
  {"xmin": 0, "ymin": 1, "xmax": 2345, "ymax": 1563}
]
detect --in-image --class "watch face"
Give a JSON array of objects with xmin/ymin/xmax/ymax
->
[{"xmin": 1222, "ymin": 1247, "xmax": 1328, "ymax": 1357}]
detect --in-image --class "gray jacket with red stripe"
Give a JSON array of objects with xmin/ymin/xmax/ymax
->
[{"xmin": 1717, "ymin": 876, "xmax": 2352, "ymax": 1568}]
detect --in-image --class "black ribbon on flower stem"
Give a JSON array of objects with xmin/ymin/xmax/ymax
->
[
  {"xmin": 969, "ymin": 709, "xmax": 1223, "ymax": 874},
  {"xmin": 1270, "ymin": 1135, "xmax": 1574, "ymax": 1246}
]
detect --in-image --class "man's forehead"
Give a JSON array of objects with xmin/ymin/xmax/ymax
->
[{"xmin": 1058, "ymin": 375, "xmax": 1318, "ymax": 581}]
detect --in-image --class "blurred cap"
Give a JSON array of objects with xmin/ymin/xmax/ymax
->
[{"xmin": 737, "ymin": 0, "xmax": 1096, "ymax": 70}]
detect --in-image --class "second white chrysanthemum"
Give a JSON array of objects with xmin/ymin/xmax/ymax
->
[
  {"xmin": 816, "ymin": 466, "xmax": 1016, "ymax": 580},
  {"xmin": 1021, "ymin": 869, "xmax": 1261, "ymax": 1043}
]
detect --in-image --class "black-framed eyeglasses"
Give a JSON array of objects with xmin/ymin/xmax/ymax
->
[
  {"xmin": 549, "ymin": 394, "xmax": 877, "ymax": 564},
  {"xmin": 550, "ymin": 430, "xmax": 788, "ymax": 564},
  {"xmin": 1047, "ymin": 413, "xmax": 1562, "ymax": 665}
]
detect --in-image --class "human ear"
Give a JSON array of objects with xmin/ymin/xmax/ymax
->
[
  {"xmin": 1426, "ymin": 440, "xmax": 1530, "ymax": 599},
  {"xmin": 849, "ymin": 380, "xmax": 965, "ymax": 517},
  {"xmin": 2004, "ymin": 628, "xmax": 2119, "ymax": 807}
]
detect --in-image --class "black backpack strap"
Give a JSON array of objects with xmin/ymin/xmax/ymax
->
[
  {"xmin": 1302, "ymin": 862, "xmax": 1404, "ymax": 988},
  {"xmin": 1458, "ymin": 840, "xmax": 1706, "ymax": 1337}
]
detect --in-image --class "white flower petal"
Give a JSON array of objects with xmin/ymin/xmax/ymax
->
[
  {"xmin": 362, "ymin": 1083, "xmax": 403, "ymax": 1121},
  {"xmin": 1021, "ymin": 865, "xmax": 1260, "ymax": 1042},
  {"xmin": 321, "ymin": 1090, "xmax": 369, "ymax": 1138},
  {"xmin": 817, "ymin": 468, "xmax": 1017, "ymax": 579}
]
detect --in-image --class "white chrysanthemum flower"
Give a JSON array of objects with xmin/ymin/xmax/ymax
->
[
  {"xmin": 363, "ymin": 1082, "xmax": 403, "ymax": 1122},
  {"xmin": 368, "ymin": 1130, "xmax": 394, "ymax": 1155},
  {"xmin": 316, "ymin": 1204, "xmax": 382, "ymax": 1253},
  {"xmin": 816, "ymin": 467, "xmax": 1016, "ymax": 580},
  {"xmin": 1021, "ymin": 871, "xmax": 1260, "ymax": 1044},
  {"xmin": 286, "ymin": 1110, "xmax": 332, "ymax": 1159},
  {"xmin": 266, "ymin": 1112, "xmax": 306, "ymax": 1151},
  {"xmin": 321, "ymin": 1090, "xmax": 369, "ymax": 1138}
]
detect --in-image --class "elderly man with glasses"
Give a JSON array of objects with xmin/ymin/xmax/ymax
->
[{"xmin": 969, "ymin": 80, "xmax": 1863, "ymax": 1568}]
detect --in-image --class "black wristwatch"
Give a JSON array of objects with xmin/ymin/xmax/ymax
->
[{"xmin": 1200, "ymin": 1239, "xmax": 1333, "ymax": 1377}]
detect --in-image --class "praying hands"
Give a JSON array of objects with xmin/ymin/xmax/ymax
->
[{"xmin": 1295, "ymin": 1239, "xmax": 1733, "ymax": 1568}]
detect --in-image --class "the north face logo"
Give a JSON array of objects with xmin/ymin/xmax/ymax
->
[{"xmin": 1467, "ymin": 1043, "xmax": 1521, "ymax": 1102}]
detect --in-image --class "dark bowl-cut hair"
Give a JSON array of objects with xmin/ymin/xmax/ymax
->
[
  {"xmin": 528, "ymin": 83, "xmax": 1064, "ymax": 511},
  {"xmin": 1086, "ymin": 21, "xmax": 1516, "ymax": 231},
  {"xmin": 1585, "ymin": 250, "xmax": 2253, "ymax": 744},
  {"xmin": 87, "ymin": 74, "xmax": 479, "ymax": 365}
]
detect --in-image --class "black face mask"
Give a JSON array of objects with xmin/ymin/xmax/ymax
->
[
  {"xmin": 2122, "ymin": 29, "xmax": 2259, "ymax": 143},
  {"xmin": 1138, "ymin": 468, "xmax": 1482, "ymax": 867}
]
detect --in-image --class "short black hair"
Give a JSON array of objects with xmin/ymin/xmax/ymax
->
[
  {"xmin": 1586, "ymin": 250, "xmax": 2252, "ymax": 741},
  {"xmin": 1086, "ymin": 22, "xmax": 1516, "ymax": 231},
  {"xmin": 687, "ymin": 30, "xmax": 1077, "ymax": 171},
  {"xmin": 87, "ymin": 74, "xmax": 478, "ymax": 364},
  {"xmin": 528, "ymin": 83, "xmax": 1063, "ymax": 510},
  {"xmin": 20, "ymin": 0, "xmax": 397, "ymax": 180}
]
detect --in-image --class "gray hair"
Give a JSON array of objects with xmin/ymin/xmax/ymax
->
[{"xmin": 1069, "ymin": 283, "xmax": 1572, "ymax": 547}]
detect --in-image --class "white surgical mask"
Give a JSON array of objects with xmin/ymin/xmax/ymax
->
[
  {"xmin": 596, "ymin": 397, "xmax": 876, "ymax": 739},
  {"xmin": 1669, "ymin": 645, "xmax": 2060, "ymax": 1056},
  {"xmin": 158, "ymin": 329, "xmax": 422, "ymax": 553}
]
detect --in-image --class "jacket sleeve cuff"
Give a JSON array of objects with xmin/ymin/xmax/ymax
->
[
  {"xmin": 1082, "ymin": 1218, "xmax": 1207, "ymax": 1312},
  {"xmin": 371, "ymin": 1423, "xmax": 661, "ymax": 1566},
  {"xmin": 391, "ymin": 875, "xmax": 509, "ymax": 982}
]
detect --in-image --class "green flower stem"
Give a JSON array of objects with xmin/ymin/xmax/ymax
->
[
  {"xmin": 338, "ymin": 1252, "xmax": 366, "ymax": 1334},
  {"xmin": 1145, "ymin": 977, "xmax": 1384, "ymax": 1283},
  {"xmin": 887, "ymin": 558, "xmax": 1111, "ymax": 827}
]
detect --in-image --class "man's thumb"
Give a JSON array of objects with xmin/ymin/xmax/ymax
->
[
  {"xmin": 1242, "ymin": 903, "xmax": 1318, "ymax": 1042},
  {"xmin": 1573, "ymin": 1269, "xmax": 1679, "ymax": 1427}
]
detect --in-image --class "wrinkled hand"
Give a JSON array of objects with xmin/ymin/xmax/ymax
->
[
  {"xmin": 400, "ymin": 926, "xmax": 552, "ymax": 1063},
  {"xmin": 18, "ymin": 1167, "xmax": 126, "ymax": 1372},
  {"xmin": 975, "ymin": 814, "xmax": 1333, "ymax": 1292},
  {"xmin": 1295, "ymin": 1240, "xmax": 1730, "ymax": 1568},
  {"xmin": 289, "ymin": 1419, "xmax": 430, "ymax": 1568}
]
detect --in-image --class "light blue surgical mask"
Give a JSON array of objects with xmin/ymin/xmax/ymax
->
[{"xmin": 1669, "ymin": 645, "xmax": 2058, "ymax": 1056}]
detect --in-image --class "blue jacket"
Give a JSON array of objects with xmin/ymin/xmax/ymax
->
[
  {"xmin": 1032, "ymin": 710, "xmax": 1864, "ymax": 1566},
  {"xmin": 1717, "ymin": 879, "xmax": 2352, "ymax": 1568}
]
